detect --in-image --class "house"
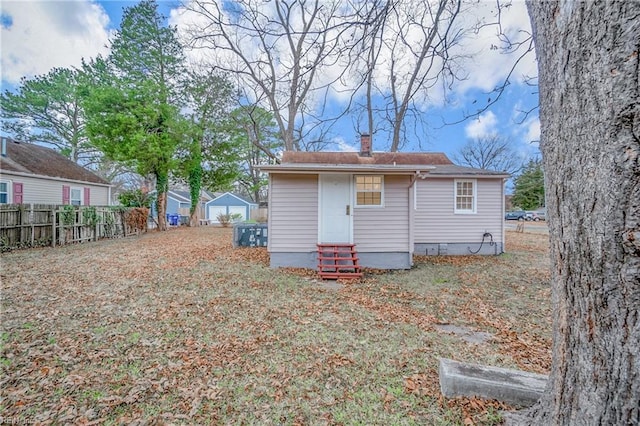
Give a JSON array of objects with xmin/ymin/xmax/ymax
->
[
  {"xmin": 149, "ymin": 188, "xmax": 218, "ymax": 223},
  {"xmin": 164, "ymin": 189, "xmax": 217, "ymax": 218},
  {"xmin": 205, "ymin": 192, "xmax": 258, "ymax": 223},
  {"xmin": 258, "ymin": 134, "xmax": 508, "ymax": 270},
  {"xmin": 0, "ymin": 137, "xmax": 111, "ymax": 205}
]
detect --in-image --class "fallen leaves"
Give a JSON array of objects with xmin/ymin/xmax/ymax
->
[
  {"xmin": 0, "ymin": 226, "xmax": 551, "ymax": 424},
  {"xmin": 439, "ymin": 395, "xmax": 511, "ymax": 426},
  {"xmin": 414, "ymin": 254, "xmax": 490, "ymax": 267},
  {"xmin": 505, "ymin": 229, "xmax": 551, "ymax": 253},
  {"xmin": 404, "ymin": 373, "xmax": 437, "ymax": 396},
  {"xmin": 340, "ymin": 289, "xmax": 438, "ymax": 331}
]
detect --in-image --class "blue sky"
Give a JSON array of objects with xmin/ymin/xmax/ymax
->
[{"xmin": 0, "ymin": 0, "xmax": 540, "ymax": 162}]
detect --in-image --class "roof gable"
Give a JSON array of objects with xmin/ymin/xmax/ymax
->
[
  {"xmin": 150, "ymin": 188, "xmax": 221, "ymax": 202},
  {"xmin": 0, "ymin": 138, "xmax": 109, "ymax": 185},
  {"xmin": 169, "ymin": 190, "xmax": 192, "ymax": 202},
  {"xmin": 209, "ymin": 192, "xmax": 257, "ymax": 206}
]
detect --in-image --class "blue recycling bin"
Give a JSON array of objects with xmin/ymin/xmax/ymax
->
[{"xmin": 166, "ymin": 214, "xmax": 179, "ymax": 226}]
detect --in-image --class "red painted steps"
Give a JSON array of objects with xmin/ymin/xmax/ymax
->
[{"xmin": 317, "ymin": 243, "xmax": 363, "ymax": 280}]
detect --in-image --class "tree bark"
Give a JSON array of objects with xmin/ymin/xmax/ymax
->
[
  {"xmin": 156, "ymin": 170, "xmax": 169, "ymax": 232},
  {"xmin": 520, "ymin": 1, "xmax": 640, "ymax": 424}
]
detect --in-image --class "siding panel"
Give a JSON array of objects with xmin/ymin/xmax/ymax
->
[
  {"xmin": 269, "ymin": 174, "xmax": 318, "ymax": 251},
  {"xmin": 414, "ymin": 178, "xmax": 503, "ymax": 243},
  {"xmin": 1, "ymin": 174, "xmax": 110, "ymax": 205},
  {"xmin": 353, "ymin": 175, "xmax": 410, "ymax": 252},
  {"xmin": 166, "ymin": 197, "xmax": 181, "ymax": 215}
]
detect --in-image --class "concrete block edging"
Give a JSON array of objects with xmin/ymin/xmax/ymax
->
[{"xmin": 439, "ymin": 358, "xmax": 548, "ymax": 407}]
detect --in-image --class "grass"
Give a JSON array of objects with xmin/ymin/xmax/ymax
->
[{"xmin": 0, "ymin": 226, "xmax": 551, "ymax": 425}]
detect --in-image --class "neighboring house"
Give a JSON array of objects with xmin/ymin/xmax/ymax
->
[
  {"xmin": 205, "ymin": 192, "xmax": 258, "ymax": 223},
  {"xmin": 259, "ymin": 134, "xmax": 509, "ymax": 270},
  {"xmin": 149, "ymin": 189, "xmax": 218, "ymax": 222},
  {"xmin": 0, "ymin": 137, "xmax": 111, "ymax": 206},
  {"xmin": 165, "ymin": 190, "xmax": 193, "ymax": 217}
]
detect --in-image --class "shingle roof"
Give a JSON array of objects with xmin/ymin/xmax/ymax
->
[
  {"xmin": 282, "ymin": 151, "xmax": 454, "ymax": 165},
  {"xmin": 0, "ymin": 138, "xmax": 110, "ymax": 185},
  {"xmin": 424, "ymin": 164, "xmax": 509, "ymax": 176},
  {"xmin": 260, "ymin": 151, "xmax": 509, "ymax": 177},
  {"xmin": 170, "ymin": 190, "xmax": 192, "ymax": 202}
]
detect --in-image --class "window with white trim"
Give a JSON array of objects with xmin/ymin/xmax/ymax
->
[
  {"xmin": 454, "ymin": 179, "xmax": 476, "ymax": 214},
  {"xmin": 355, "ymin": 175, "xmax": 383, "ymax": 206},
  {"xmin": 70, "ymin": 188, "xmax": 83, "ymax": 206},
  {"xmin": 0, "ymin": 181, "xmax": 8, "ymax": 204}
]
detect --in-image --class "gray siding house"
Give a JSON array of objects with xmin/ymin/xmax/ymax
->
[
  {"xmin": 0, "ymin": 137, "xmax": 111, "ymax": 206},
  {"xmin": 259, "ymin": 135, "xmax": 508, "ymax": 270}
]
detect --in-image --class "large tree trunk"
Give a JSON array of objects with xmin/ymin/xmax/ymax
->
[
  {"xmin": 521, "ymin": 1, "xmax": 639, "ymax": 424},
  {"xmin": 156, "ymin": 170, "xmax": 169, "ymax": 232}
]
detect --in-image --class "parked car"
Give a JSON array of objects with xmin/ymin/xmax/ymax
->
[
  {"xmin": 525, "ymin": 211, "xmax": 546, "ymax": 221},
  {"xmin": 505, "ymin": 210, "xmax": 527, "ymax": 221}
]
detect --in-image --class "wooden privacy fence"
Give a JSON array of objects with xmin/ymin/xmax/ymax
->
[
  {"xmin": 250, "ymin": 208, "xmax": 268, "ymax": 223},
  {"xmin": 0, "ymin": 204, "xmax": 148, "ymax": 251}
]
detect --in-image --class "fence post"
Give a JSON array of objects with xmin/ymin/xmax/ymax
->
[
  {"xmin": 30, "ymin": 204, "xmax": 34, "ymax": 246},
  {"xmin": 18, "ymin": 204, "xmax": 24, "ymax": 244},
  {"xmin": 51, "ymin": 207, "xmax": 56, "ymax": 247}
]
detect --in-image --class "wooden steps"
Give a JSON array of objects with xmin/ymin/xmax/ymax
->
[{"xmin": 317, "ymin": 243, "xmax": 362, "ymax": 280}]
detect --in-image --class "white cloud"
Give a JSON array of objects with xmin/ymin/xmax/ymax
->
[
  {"xmin": 169, "ymin": 0, "xmax": 536, "ymax": 114},
  {"xmin": 526, "ymin": 117, "xmax": 540, "ymax": 142},
  {"xmin": 332, "ymin": 136, "xmax": 357, "ymax": 152},
  {"xmin": 452, "ymin": 1, "xmax": 537, "ymax": 96},
  {"xmin": 507, "ymin": 114, "xmax": 541, "ymax": 159},
  {"xmin": 168, "ymin": 0, "xmax": 538, "ymax": 150},
  {"xmin": 1, "ymin": 0, "xmax": 112, "ymax": 85},
  {"xmin": 465, "ymin": 111, "xmax": 498, "ymax": 139}
]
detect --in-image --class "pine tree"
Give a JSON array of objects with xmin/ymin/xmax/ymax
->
[
  {"xmin": 83, "ymin": 0, "xmax": 185, "ymax": 230},
  {"xmin": 512, "ymin": 159, "xmax": 544, "ymax": 210}
]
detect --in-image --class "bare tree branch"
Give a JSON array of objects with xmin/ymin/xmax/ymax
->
[
  {"xmin": 182, "ymin": 0, "xmax": 359, "ymax": 152},
  {"xmin": 451, "ymin": 133, "xmax": 525, "ymax": 176}
]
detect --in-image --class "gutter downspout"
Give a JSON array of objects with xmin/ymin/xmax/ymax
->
[{"xmin": 408, "ymin": 170, "xmax": 431, "ymax": 188}]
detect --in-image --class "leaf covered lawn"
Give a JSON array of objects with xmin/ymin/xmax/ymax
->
[{"xmin": 1, "ymin": 227, "xmax": 550, "ymax": 425}]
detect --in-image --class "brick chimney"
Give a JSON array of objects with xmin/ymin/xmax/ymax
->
[{"xmin": 360, "ymin": 133, "xmax": 371, "ymax": 157}]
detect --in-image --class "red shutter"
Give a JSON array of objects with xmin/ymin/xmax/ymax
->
[
  {"xmin": 13, "ymin": 182, "xmax": 23, "ymax": 204},
  {"xmin": 62, "ymin": 185, "xmax": 70, "ymax": 205},
  {"xmin": 84, "ymin": 187, "xmax": 90, "ymax": 206}
]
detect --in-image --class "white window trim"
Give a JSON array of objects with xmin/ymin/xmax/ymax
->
[
  {"xmin": 70, "ymin": 187, "xmax": 83, "ymax": 206},
  {"xmin": 354, "ymin": 174, "xmax": 384, "ymax": 208},
  {"xmin": 454, "ymin": 179, "xmax": 477, "ymax": 214},
  {"xmin": 0, "ymin": 179, "xmax": 11, "ymax": 204}
]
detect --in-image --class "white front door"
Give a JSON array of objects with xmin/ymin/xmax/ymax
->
[{"xmin": 319, "ymin": 174, "xmax": 352, "ymax": 243}]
